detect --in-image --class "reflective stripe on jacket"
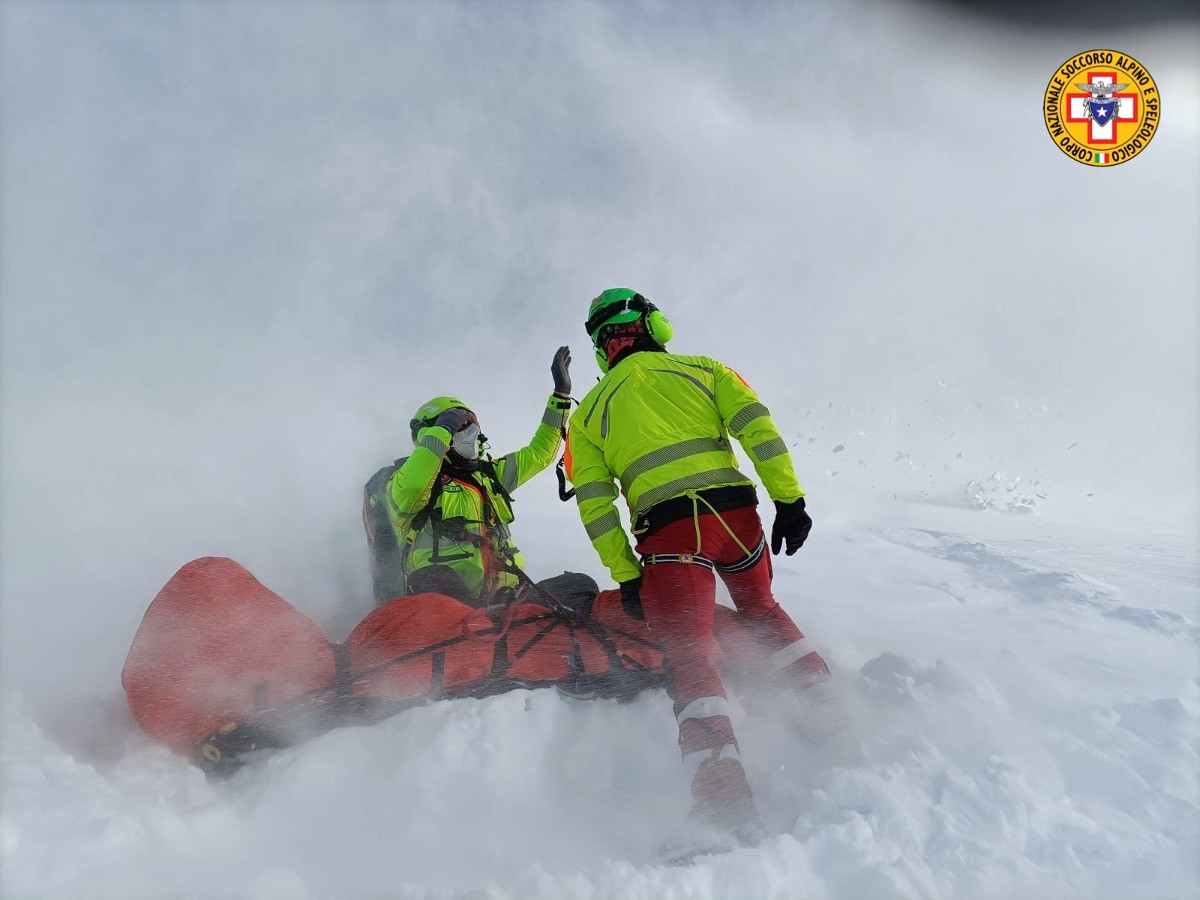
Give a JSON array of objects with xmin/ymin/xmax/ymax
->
[
  {"xmin": 387, "ymin": 394, "xmax": 569, "ymax": 599},
  {"xmin": 566, "ymin": 351, "xmax": 802, "ymax": 584}
]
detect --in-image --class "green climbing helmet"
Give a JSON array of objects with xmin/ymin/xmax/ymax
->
[
  {"xmin": 409, "ymin": 395, "xmax": 474, "ymax": 441},
  {"xmin": 584, "ymin": 288, "xmax": 674, "ymax": 348}
]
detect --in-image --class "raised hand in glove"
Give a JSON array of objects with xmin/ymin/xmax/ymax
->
[
  {"xmin": 619, "ymin": 576, "xmax": 644, "ymax": 620},
  {"xmin": 432, "ymin": 407, "xmax": 474, "ymax": 435},
  {"xmin": 771, "ymin": 497, "xmax": 812, "ymax": 556},
  {"xmin": 551, "ymin": 345, "xmax": 572, "ymax": 397}
]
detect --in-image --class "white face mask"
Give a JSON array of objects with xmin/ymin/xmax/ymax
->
[{"xmin": 451, "ymin": 422, "xmax": 482, "ymax": 460}]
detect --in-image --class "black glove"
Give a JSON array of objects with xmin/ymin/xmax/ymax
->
[
  {"xmin": 551, "ymin": 345, "xmax": 572, "ymax": 396},
  {"xmin": 432, "ymin": 407, "xmax": 473, "ymax": 435},
  {"xmin": 619, "ymin": 577, "xmax": 644, "ymax": 620},
  {"xmin": 771, "ymin": 498, "xmax": 812, "ymax": 556}
]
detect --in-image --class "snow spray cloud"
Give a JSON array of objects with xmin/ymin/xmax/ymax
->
[{"xmin": 1, "ymin": 0, "xmax": 1197, "ymax": 714}]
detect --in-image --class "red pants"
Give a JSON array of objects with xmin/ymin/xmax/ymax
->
[{"xmin": 636, "ymin": 505, "xmax": 828, "ymax": 768}]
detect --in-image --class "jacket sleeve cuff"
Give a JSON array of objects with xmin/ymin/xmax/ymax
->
[
  {"xmin": 541, "ymin": 395, "xmax": 571, "ymax": 428},
  {"xmin": 415, "ymin": 426, "xmax": 451, "ymax": 456}
]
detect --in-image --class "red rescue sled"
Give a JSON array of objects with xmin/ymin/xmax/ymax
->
[{"xmin": 123, "ymin": 557, "xmax": 673, "ymax": 773}]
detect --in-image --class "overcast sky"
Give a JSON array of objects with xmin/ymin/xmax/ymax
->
[{"xmin": 1, "ymin": 0, "xmax": 1196, "ymax": 714}]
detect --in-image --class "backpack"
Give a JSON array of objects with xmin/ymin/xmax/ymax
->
[{"xmin": 363, "ymin": 458, "xmax": 410, "ymax": 605}]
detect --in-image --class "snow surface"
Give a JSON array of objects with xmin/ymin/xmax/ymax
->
[
  {"xmin": 2, "ymin": 1, "xmax": 1198, "ymax": 898},
  {"xmin": 5, "ymin": 505, "xmax": 1198, "ymax": 899}
]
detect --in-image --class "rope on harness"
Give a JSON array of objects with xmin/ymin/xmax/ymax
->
[
  {"xmin": 637, "ymin": 489, "xmax": 761, "ymax": 574},
  {"xmin": 555, "ymin": 457, "xmax": 575, "ymax": 501},
  {"xmin": 553, "ymin": 397, "xmax": 577, "ymax": 502},
  {"xmin": 685, "ymin": 489, "xmax": 755, "ymax": 558}
]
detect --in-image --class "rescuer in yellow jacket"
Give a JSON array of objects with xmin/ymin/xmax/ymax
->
[
  {"xmin": 566, "ymin": 288, "xmax": 830, "ymax": 845},
  {"xmin": 364, "ymin": 347, "xmax": 596, "ymax": 612}
]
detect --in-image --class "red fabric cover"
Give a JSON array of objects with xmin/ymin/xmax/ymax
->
[
  {"xmin": 344, "ymin": 592, "xmax": 494, "ymax": 699},
  {"xmin": 587, "ymin": 588, "xmax": 666, "ymax": 673},
  {"xmin": 122, "ymin": 557, "xmax": 336, "ymax": 752},
  {"xmin": 125, "ymin": 571, "xmax": 690, "ymax": 755},
  {"xmin": 504, "ymin": 603, "xmax": 610, "ymax": 682},
  {"xmin": 344, "ymin": 589, "xmax": 668, "ymax": 696}
]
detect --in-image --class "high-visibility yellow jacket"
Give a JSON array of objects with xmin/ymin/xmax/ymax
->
[
  {"xmin": 566, "ymin": 351, "xmax": 803, "ymax": 584},
  {"xmin": 387, "ymin": 394, "xmax": 570, "ymax": 599}
]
